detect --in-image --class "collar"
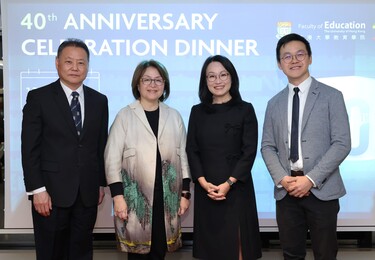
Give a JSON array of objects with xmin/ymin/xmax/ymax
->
[
  {"xmin": 288, "ymin": 76, "xmax": 312, "ymax": 95},
  {"xmin": 60, "ymin": 81, "xmax": 84, "ymax": 97}
]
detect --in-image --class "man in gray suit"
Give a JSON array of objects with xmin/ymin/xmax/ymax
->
[{"xmin": 261, "ymin": 33, "xmax": 351, "ymax": 260}]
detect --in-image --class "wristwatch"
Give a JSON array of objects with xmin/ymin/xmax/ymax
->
[
  {"xmin": 181, "ymin": 191, "xmax": 191, "ymax": 200},
  {"xmin": 226, "ymin": 179, "xmax": 234, "ymax": 187}
]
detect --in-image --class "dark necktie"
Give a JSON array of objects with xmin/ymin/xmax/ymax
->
[
  {"xmin": 71, "ymin": 91, "xmax": 82, "ymax": 136},
  {"xmin": 290, "ymin": 87, "xmax": 300, "ymax": 163}
]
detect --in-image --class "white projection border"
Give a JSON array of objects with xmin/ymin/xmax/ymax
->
[{"xmin": 1, "ymin": 0, "xmax": 375, "ymax": 232}]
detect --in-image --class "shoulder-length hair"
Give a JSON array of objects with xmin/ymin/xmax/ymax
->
[
  {"xmin": 198, "ymin": 55, "xmax": 241, "ymax": 104},
  {"xmin": 131, "ymin": 59, "xmax": 170, "ymax": 102}
]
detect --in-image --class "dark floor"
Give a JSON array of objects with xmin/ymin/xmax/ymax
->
[
  {"xmin": 0, "ymin": 233, "xmax": 374, "ymax": 260},
  {"xmin": 0, "ymin": 247, "xmax": 374, "ymax": 260}
]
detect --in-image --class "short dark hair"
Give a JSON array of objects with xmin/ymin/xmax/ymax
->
[
  {"xmin": 57, "ymin": 38, "xmax": 90, "ymax": 62},
  {"xmin": 131, "ymin": 60, "xmax": 170, "ymax": 102},
  {"xmin": 198, "ymin": 55, "xmax": 241, "ymax": 104},
  {"xmin": 276, "ymin": 33, "xmax": 312, "ymax": 63}
]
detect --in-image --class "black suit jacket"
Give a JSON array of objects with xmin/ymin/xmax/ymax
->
[{"xmin": 21, "ymin": 80, "xmax": 108, "ymax": 207}]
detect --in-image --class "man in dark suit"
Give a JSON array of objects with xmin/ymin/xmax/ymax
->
[
  {"xmin": 261, "ymin": 33, "xmax": 351, "ymax": 260},
  {"xmin": 21, "ymin": 38, "xmax": 108, "ymax": 259}
]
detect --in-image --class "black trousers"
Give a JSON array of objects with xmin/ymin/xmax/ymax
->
[
  {"xmin": 32, "ymin": 193, "xmax": 97, "ymax": 260},
  {"xmin": 276, "ymin": 194, "xmax": 339, "ymax": 260}
]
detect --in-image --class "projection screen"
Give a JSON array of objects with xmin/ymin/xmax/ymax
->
[{"xmin": 1, "ymin": 0, "xmax": 375, "ymax": 232}]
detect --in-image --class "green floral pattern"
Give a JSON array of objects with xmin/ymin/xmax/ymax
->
[
  {"xmin": 117, "ymin": 162, "xmax": 182, "ymax": 253},
  {"xmin": 162, "ymin": 160, "xmax": 179, "ymax": 233},
  {"xmin": 121, "ymin": 169, "xmax": 152, "ymax": 229}
]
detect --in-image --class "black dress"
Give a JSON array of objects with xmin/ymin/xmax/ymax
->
[{"xmin": 186, "ymin": 99, "xmax": 262, "ymax": 260}]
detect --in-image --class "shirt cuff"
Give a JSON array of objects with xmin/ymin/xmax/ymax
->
[
  {"xmin": 305, "ymin": 175, "xmax": 316, "ymax": 188},
  {"xmin": 182, "ymin": 178, "xmax": 191, "ymax": 191},
  {"xmin": 276, "ymin": 176, "xmax": 286, "ymax": 188},
  {"xmin": 26, "ymin": 186, "xmax": 46, "ymax": 196},
  {"xmin": 108, "ymin": 182, "xmax": 124, "ymax": 197}
]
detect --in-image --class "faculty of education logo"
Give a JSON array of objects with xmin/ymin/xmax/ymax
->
[{"xmin": 276, "ymin": 22, "xmax": 292, "ymax": 39}]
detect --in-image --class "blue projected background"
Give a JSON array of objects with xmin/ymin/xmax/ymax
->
[{"xmin": 2, "ymin": 0, "xmax": 375, "ymax": 231}]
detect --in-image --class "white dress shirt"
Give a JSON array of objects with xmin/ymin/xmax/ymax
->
[{"xmin": 287, "ymin": 76, "xmax": 316, "ymax": 186}]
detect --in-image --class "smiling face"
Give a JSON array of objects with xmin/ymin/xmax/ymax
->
[
  {"xmin": 55, "ymin": 46, "xmax": 89, "ymax": 90},
  {"xmin": 278, "ymin": 40, "xmax": 312, "ymax": 86},
  {"xmin": 138, "ymin": 66, "xmax": 165, "ymax": 105},
  {"xmin": 206, "ymin": 61, "xmax": 232, "ymax": 104}
]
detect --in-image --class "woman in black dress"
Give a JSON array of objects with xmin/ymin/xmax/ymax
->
[{"xmin": 186, "ymin": 55, "xmax": 262, "ymax": 260}]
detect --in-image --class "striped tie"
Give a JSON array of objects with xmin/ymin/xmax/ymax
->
[{"xmin": 71, "ymin": 91, "xmax": 82, "ymax": 136}]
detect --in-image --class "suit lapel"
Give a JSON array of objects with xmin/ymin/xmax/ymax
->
[
  {"xmin": 52, "ymin": 81, "xmax": 79, "ymax": 137},
  {"xmin": 80, "ymin": 85, "xmax": 92, "ymax": 139},
  {"xmin": 131, "ymin": 100, "xmax": 155, "ymax": 137},
  {"xmin": 158, "ymin": 102, "xmax": 169, "ymax": 140},
  {"xmin": 279, "ymin": 87, "xmax": 289, "ymax": 146},
  {"xmin": 302, "ymin": 78, "xmax": 319, "ymax": 132}
]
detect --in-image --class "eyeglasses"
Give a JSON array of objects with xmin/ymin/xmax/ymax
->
[
  {"xmin": 141, "ymin": 77, "xmax": 164, "ymax": 86},
  {"xmin": 206, "ymin": 72, "xmax": 230, "ymax": 82},
  {"xmin": 281, "ymin": 52, "xmax": 307, "ymax": 64}
]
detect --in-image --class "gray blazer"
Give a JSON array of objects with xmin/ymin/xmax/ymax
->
[{"xmin": 261, "ymin": 77, "xmax": 351, "ymax": 201}]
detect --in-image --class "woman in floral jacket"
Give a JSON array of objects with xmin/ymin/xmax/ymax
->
[{"xmin": 104, "ymin": 60, "xmax": 191, "ymax": 260}]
